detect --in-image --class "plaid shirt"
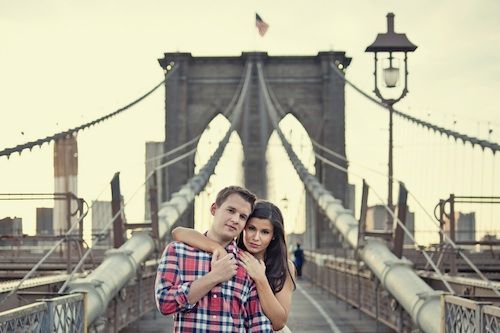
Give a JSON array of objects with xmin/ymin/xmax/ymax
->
[{"xmin": 155, "ymin": 240, "xmax": 272, "ymax": 333}]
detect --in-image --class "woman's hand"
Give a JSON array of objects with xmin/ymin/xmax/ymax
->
[
  {"xmin": 240, "ymin": 251, "xmax": 266, "ymax": 283},
  {"xmin": 210, "ymin": 250, "xmax": 237, "ymax": 284}
]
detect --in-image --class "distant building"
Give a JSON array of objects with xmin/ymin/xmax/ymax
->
[
  {"xmin": 345, "ymin": 184, "xmax": 356, "ymax": 214},
  {"xmin": 36, "ymin": 208, "xmax": 53, "ymax": 235},
  {"xmin": 365, "ymin": 205, "xmax": 415, "ymax": 245},
  {"xmin": 443, "ymin": 212, "xmax": 476, "ymax": 243},
  {"xmin": 0, "ymin": 217, "xmax": 23, "ymax": 236},
  {"xmin": 145, "ymin": 142, "xmax": 164, "ymax": 221},
  {"xmin": 479, "ymin": 234, "xmax": 500, "ymax": 252},
  {"xmin": 91, "ymin": 200, "xmax": 113, "ymax": 248}
]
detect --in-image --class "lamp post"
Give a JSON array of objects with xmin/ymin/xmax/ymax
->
[{"xmin": 365, "ymin": 13, "xmax": 417, "ymax": 230}]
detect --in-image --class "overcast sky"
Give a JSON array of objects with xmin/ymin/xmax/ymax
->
[{"xmin": 1, "ymin": 0, "xmax": 499, "ymax": 243}]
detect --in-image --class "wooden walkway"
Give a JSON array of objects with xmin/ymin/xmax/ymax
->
[{"xmin": 122, "ymin": 278, "xmax": 393, "ymax": 332}]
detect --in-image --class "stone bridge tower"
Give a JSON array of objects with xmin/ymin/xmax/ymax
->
[{"xmin": 157, "ymin": 51, "xmax": 351, "ymax": 248}]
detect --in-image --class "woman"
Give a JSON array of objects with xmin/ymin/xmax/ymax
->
[{"xmin": 172, "ymin": 200, "xmax": 296, "ymax": 332}]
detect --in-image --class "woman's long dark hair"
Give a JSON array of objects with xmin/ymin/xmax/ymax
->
[{"xmin": 238, "ymin": 200, "xmax": 296, "ymax": 293}]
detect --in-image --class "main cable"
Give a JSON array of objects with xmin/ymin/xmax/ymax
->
[
  {"xmin": 0, "ymin": 66, "xmax": 178, "ymax": 159},
  {"xmin": 329, "ymin": 62, "xmax": 500, "ymax": 154}
]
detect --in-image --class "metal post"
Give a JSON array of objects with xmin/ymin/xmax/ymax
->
[
  {"xmin": 83, "ymin": 293, "xmax": 88, "ymax": 333},
  {"xmin": 449, "ymin": 194, "xmax": 457, "ymax": 275},
  {"xmin": 45, "ymin": 298, "xmax": 55, "ymax": 333},
  {"xmin": 375, "ymin": 279, "xmax": 380, "ymax": 332},
  {"xmin": 344, "ymin": 248, "xmax": 348, "ymax": 310},
  {"xmin": 113, "ymin": 298, "xmax": 118, "ymax": 333},
  {"xmin": 78, "ymin": 198, "xmax": 84, "ymax": 244},
  {"xmin": 111, "ymin": 172, "xmax": 125, "ymax": 248},
  {"xmin": 387, "ymin": 104, "xmax": 394, "ymax": 231},
  {"xmin": 66, "ymin": 193, "xmax": 72, "ymax": 274},
  {"xmin": 357, "ymin": 259, "xmax": 362, "ymax": 319},
  {"xmin": 149, "ymin": 171, "xmax": 160, "ymax": 242},
  {"xmin": 398, "ymin": 302, "xmax": 404, "ymax": 332},
  {"xmin": 436, "ymin": 199, "xmax": 445, "ymax": 272},
  {"xmin": 439, "ymin": 199, "xmax": 445, "ymax": 245},
  {"xmin": 77, "ymin": 198, "xmax": 85, "ymax": 270},
  {"xmin": 357, "ymin": 179, "xmax": 369, "ymax": 252},
  {"xmin": 138, "ymin": 268, "xmax": 143, "ymax": 316},
  {"xmin": 334, "ymin": 255, "xmax": 339, "ymax": 302},
  {"xmin": 392, "ymin": 182, "xmax": 408, "ymax": 258}
]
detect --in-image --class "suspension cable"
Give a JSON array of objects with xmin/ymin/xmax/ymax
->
[
  {"xmin": 0, "ymin": 66, "xmax": 179, "ymax": 159},
  {"xmin": 408, "ymin": 191, "xmax": 500, "ymax": 296},
  {"xmin": 145, "ymin": 135, "xmax": 201, "ymax": 164},
  {"xmin": 59, "ymin": 145, "xmax": 198, "ymax": 293},
  {"xmin": 0, "ymin": 195, "xmax": 92, "ymax": 305},
  {"xmin": 60, "ymin": 61, "xmax": 254, "ymax": 293},
  {"xmin": 329, "ymin": 62, "xmax": 500, "ymax": 154},
  {"xmin": 312, "ymin": 150, "xmax": 456, "ymax": 293},
  {"xmin": 368, "ymin": 186, "xmax": 456, "ymax": 294},
  {"xmin": 258, "ymin": 62, "xmax": 456, "ymax": 295},
  {"xmin": 312, "ymin": 139, "xmax": 395, "ymax": 181},
  {"xmin": 315, "ymin": 146, "xmax": 500, "ymax": 296}
]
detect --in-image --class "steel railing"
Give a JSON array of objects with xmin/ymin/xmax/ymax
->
[
  {"xmin": 443, "ymin": 295, "xmax": 500, "ymax": 333},
  {"xmin": 0, "ymin": 294, "xmax": 84, "ymax": 333}
]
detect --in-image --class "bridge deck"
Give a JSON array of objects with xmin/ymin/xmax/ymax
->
[{"xmin": 122, "ymin": 278, "xmax": 393, "ymax": 333}]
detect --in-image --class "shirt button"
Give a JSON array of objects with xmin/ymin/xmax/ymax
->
[
  {"xmin": 212, "ymin": 315, "xmax": 216, "ymax": 319},
  {"xmin": 213, "ymin": 295, "xmax": 217, "ymax": 298}
]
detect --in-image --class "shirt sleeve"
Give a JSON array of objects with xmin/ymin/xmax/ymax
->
[
  {"xmin": 245, "ymin": 280, "xmax": 273, "ymax": 332},
  {"xmin": 155, "ymin": 242, "xmax": 196, "ymax": 315}
]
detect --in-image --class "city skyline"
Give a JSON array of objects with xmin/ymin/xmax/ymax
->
[{"xmin": 1, "ymin": 1, "xmax": 499, "ymax": 246}]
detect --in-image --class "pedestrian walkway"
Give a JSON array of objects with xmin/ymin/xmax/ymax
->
[{"xmin": 122, "ymin": 278, "xmax": 393, "ymax": 332}]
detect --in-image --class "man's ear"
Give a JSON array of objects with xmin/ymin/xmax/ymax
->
[{"xmin": 210, "ymin": 202, "xmax": 217, "ymax": 216}]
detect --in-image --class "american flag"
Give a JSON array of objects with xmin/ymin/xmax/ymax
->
[{"xmin": 255, "ymin": 13, "xmax": 269, "ymax": 37}]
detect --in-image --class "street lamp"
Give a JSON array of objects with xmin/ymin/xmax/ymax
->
[{"xmin": 365, "ymin": 12, "xmax": 417, "ymax": 229}]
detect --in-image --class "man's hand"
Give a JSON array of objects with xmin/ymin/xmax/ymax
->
[{"xmin": 210, "ymin": 250, "xmax": 237, "ymax": 284}]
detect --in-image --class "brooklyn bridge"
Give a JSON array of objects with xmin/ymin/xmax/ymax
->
[{"xmin": 1, "ymin": 8, "xmax": 499, "ymax": 333}]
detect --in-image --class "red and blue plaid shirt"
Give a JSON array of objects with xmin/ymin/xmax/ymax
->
[{"xmin": 155, "ymin": 240, "xmax": 272, "ymax": 332}]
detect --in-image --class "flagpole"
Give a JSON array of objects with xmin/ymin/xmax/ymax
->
[
  {"xmin": 253, "ymin": 12, "xmax": 258, "ymax": 52},
  {"xmin": 255, "ymin": 12, "xmax": 269, "ymax": 51}
]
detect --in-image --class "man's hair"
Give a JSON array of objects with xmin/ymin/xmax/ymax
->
[{"xmin": 215, "ymin": 186, "xmax": 256, "ymax": 210}]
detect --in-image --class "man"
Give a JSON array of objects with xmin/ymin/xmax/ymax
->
[
  {"xmin": 155, "ymin": 186, "xmax": 272, "ymax": 332},
  {"xmin": 293, "ymin": 243, "xmax": 304, "ymax": 278}
]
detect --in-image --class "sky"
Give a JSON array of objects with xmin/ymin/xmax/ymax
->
[{"xmin": 1, "ymin": 0, "xmax": 500, "ymax": 245}]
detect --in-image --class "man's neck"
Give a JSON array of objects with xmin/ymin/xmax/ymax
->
[{"xmin": 206, "ymin": 230, "xmax": 232, "ymax": 248}]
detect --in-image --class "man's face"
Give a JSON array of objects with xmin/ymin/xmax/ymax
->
[{"xmin": 210, "ymin": 193, "xmax": 252, "ymax": 242}]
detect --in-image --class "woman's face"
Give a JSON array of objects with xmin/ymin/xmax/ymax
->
[{"xmin": 243, "ymin": 217, "xmax": 274, "ymax": 259}]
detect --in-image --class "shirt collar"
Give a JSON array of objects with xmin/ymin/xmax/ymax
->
[
  {"xmin": 226, "ymin": 239, "xmax": 239, "ymax": 256},
  {"xmin": 203, "ymin": 231, "xmax": 238, "ymax": 256}
]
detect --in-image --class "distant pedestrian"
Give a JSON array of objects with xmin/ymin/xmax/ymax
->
[{"xmin": 293, "ymin": 243, "xmax": 304, "ymax": 278}]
